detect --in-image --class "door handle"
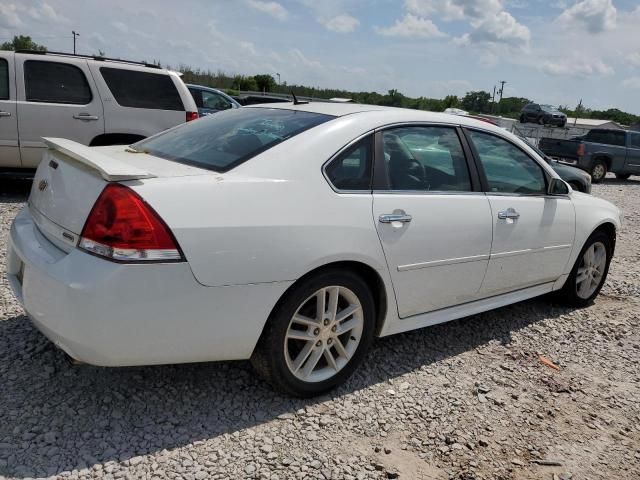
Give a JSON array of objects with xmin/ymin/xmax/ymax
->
[
  {"xmin": 498, "ymin": 208, "xmax": 520, "ymax": 220},
  {"xmin": 379, "ymin": 213, "xmax": 412, "ymax": 224},
  {"xmin": 0, "ymin": 111, "xmax": 11, "ymax": 117},
  {"xmin": 73, "ymin": 113, "xmax": 99, "ymax": 121}
]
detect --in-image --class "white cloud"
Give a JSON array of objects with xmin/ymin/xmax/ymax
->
[
  {"xmin": 622, "ymin": 77, "xmax": 640, "ymax": 90},
  {"xmin": 542, "ymin": 57, "xmax": 614, "ymax": 77},
  {"xmin": 290, "ymin": 48, "xmax": 323, "ymax": 70},
  {"xmin": 401, "ymin": 0, "xmax": 529, "ymax": 48},
  {"xmin": 0, "ymin": 3, "xmax": 22, "ymax": 28},
  {"xmin": 557, "ymin": 0, "xmax": 617, "ymax": 33},
  {"xmin": 375, "ymin": 14, "xmax": 446, "ymax": 39},
  {"xmin": 246, "ymin": 0, "xmax": 288, "ymax": 21},
  {"xmin": 462, "ymin": 11, "xmax": 530, "ymax": 47},
  {"xmin": 627, "ymin": 52, "xmax": 640, "ymax": 68},
  {"xmin": 321, "ymin": 14, "xmax": 359, "ymax": 33}
]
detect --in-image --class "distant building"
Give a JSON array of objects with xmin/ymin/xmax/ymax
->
[
  {"xmin": 329, "ymin": 97, "xmax": 354, "ymax": 103},
  {"xmin": 565, "ymin": 118, "xmax": 623, "ymax": 130}
]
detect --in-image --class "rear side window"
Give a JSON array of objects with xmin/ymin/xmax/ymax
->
[
  {"xmin": 0, "ymin": 59, "xmax": 8, "ymax": 100},
  {"xmin": 382, "ymin": 126, "xmax": 471, "ymax": 192},
  {"xmin": 133, "ymin": 107, "xmax": 334, "ymax": 172},
  {"xmin": 630, "ymin": 132, "xmax": 640, "ymax": 149},
  {"xmin": 325, "ymin": 137, "xmax": 373, "ymax": 191},
  {"xmin": 24, "ymin": 60, "xmax": 92, "ymax": 104},
  {"xmin": 100, "ymin": 67, "xmax": 183, "ymax": 111},
  {"xmin": 585, "ymin": 129, "xmax": 625, "ymax": 146}
]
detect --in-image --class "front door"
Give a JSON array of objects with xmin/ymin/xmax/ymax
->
[
  {"xmin": 372, "ymin": 125, "xmax": 493, "ymax": 318},
  {"xmin": 626, "ymin": 132, "xmax": 640, "ymax": 174},
  {"xmin": 0, "ymin": 53, "xmax": 20, "ymax": 168},
  {"xmin": 15, "ymin": 55, "xmax": 104, "ymax": 167},
  {"xmin": 465, "ymin": 129, "xmax": 575, "ymax": 295}
]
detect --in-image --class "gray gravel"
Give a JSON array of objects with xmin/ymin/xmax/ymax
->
[{"xmin": 0, "ymin": 176, "xmax": 639, "ymax": 479}]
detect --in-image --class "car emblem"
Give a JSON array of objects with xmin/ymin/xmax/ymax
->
[{"xmin": 38, "ymin": 180, "xmax": 48, "ymax": 192}]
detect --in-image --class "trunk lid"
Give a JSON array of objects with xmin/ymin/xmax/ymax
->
[{"xmin": 29, "ymin": 138, "xmax": 212, "ymax": 251}]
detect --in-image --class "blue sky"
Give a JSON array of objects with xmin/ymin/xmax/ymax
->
[{"xmin": 2, "ymin": 0, "xmax": 640, "ymax": 113}]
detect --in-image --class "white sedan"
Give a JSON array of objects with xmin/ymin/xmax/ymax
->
[{"xmin": 7, "ymin": 103, "xmax": 620, "ymax": 397}]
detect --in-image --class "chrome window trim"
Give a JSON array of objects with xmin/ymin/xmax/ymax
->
[{"xmin": 372, "ymin": 189, "xmax": 485, "ymax": 196}]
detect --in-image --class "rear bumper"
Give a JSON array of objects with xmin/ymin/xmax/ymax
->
[{"xmin": 7, "ymin": 206, "xmax": 292, "ymax": 366}]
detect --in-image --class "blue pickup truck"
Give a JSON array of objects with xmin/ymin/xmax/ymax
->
[{"xmin": 539, "ymin": 128, "xmax": 640, "ymax": 183}]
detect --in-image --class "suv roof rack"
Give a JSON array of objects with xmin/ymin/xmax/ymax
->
[{"xmin": 14, "ymin": 50, "xmax": 163, "ymax": 69}]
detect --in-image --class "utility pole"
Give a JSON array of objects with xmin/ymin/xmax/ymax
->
[
  {"xmin": 496, "ymin": 80, "xmax": 506, "ymax": 115},
  {"xmin": 72, "ymin": 30, "xmax": 80, "ymax": 55},
  {"xmin": 492, "ymin": 85, "xmax": 497, "ymax": 114},
  {"xmin": 276, "ymin": 73, "xmax": 281, "ymax": 85}
]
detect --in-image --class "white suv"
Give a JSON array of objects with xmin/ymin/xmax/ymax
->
[{"xmin": 0, "ymin": 50, "xmax": 198, "ymax": 172}]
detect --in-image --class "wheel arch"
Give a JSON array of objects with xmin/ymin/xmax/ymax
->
[
  {"xmin": 592, "ymin": 221, "xmax": 617, "ymax": 255},
  {"xmin": 592, "ymin": 154, "xmax": 612, "ymax": 169},
  {"xmin": 263, "ymin": 260, "xmax": 390, "ymax": 340}
]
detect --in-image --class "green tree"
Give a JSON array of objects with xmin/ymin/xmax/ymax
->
[
  {"xmin": 0, "ymin": 35, "xmax": 47, "ymax": 52},
  {"xmin": 233, "ymin": 75, "xmax": 258, "ymax": 91},
  {"xmin": 442, "ymin": 95, "xmax": 459, "ymax": 109},
  {"xmin": 254, "ymin": 74, "xmax": 276, "ymax": 92},
  {"xmin": 461, "ymin": 91, "xmax": 491, "ymax": 113}
]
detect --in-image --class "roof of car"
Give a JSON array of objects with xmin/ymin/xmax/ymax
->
[{"xmin": 247, "ymin": 101, "xmax": 503, "ymax": 131}]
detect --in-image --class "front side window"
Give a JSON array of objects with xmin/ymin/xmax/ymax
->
[
  {"xmin": 325, "ymin": 137, "xmax": 373, "ymax": 191},
  {"xmin": 24, "ymin": 61, "xmax": 92, "ymax": 104},
  {"xmin": 100, "ymin": 67, "xmax": 183, "ymax": 111},
  {"xmin": 629, "ymin": 132, "xmax": 640, "ymax": 149},
  {"xmin": 0, "ymin": 59, "xmax": 8, "ymax": 100},
  {"xmin": 133, "ymin": 107, "xmax": 333, "ymax": 172},
  {"xmin": 468, "ymin": 130, "xmax": 546, "ymax": 194},
  {"xmin": 382, "ymin": 126, "xmax": 471, "ymax": 191},
  {"xmin": 202, "ymin": 90, "xmax": 233, "ymax": 110}
]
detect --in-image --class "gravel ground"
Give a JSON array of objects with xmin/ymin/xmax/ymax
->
[{"xmin": 0, "ymin": 176, "xmax": 638, "ymax": 480}]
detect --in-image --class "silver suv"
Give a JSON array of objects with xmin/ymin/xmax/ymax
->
[{"xmin": 0, "ymin": 50, "xmax": 198, "ymax": 172}]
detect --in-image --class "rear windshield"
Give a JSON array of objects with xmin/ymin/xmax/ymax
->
[{"xmin": 133, "ymin": 107, "xmax": 334, "ymax": 172}]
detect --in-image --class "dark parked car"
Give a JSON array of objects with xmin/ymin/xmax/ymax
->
[
  {"xmin": 520, "ymin": 103, "xmax": 567, "ymax": 127},
  {"xmin": 186, "ymin": 84, "xmax": 240, "ymax": 116},
  {"xmin": 519, "ymin": 137, "xmax": 592, "ymax": 193},
  {"xmin": 539, "ymin": 128, "xmax": 640, "ymax": 183}
]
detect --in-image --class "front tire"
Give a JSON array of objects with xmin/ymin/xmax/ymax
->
[
  {"xmin": 557, "ymin": 231, "xmax": 612, "ymax": 307},
  {"xmin": 251, "ymin": 269, "xmax": 375, "ymax": 397},
  {"xmin": 590, "ymin": 159, "xmax": 608, "ymax": 183}
]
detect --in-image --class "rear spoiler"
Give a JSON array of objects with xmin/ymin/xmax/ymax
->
[{"xmin": 43, "ymin": 138, "xmax": 156, "ymax": 181}]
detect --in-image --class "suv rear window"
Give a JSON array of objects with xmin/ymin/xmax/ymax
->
[
  {"xmin": 100, "ymin": 67, "xmax": 183, "ymax": 111},
  {"xmin": 585, "ymin": 129, "xmax": 625, "ymax": 146},
  {"xmin": 133, "ymin": 107, "xmax": 334, "ymax": 172},
  {"xmin": 24, "ymin": 60, "xmax": 92, "ymax": 104},
  {"xmin": 0, "ymin": 59, "xmax": 8, "ymax": 100}
]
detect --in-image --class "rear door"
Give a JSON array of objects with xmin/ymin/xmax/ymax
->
[
  {"xmin": 465, "ymin": 129, "xmax": 575, "ymax": 296},
  {"xmin": 15, "ymin": 54, "xmax": 104, "ymax": 168},
  {"xmin": 372, "ymin": 125, "xmax": 493, "ymax": 318},
  {"xmin": 90, "ymin": 64, "xmax": 186, "ymax": 137},
  {"xmin": 625, "ymin": 132, "xmax": 640, "ymax": 174},
  {"xmin": 0, "ymin": 52, "xmax": 20, "ymax": 167}
]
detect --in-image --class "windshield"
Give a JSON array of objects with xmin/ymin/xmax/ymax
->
[
  {"xmin": 541, "ymin": 104, "xmax": 560, "ymax": 112},
  {"xmin": 133, "ymin": 107, "xmax": 334, "ymax": 172}
]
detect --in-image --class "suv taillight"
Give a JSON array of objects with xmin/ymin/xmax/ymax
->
[
  {"xmin": 186, "ymin": 111, "xmax": 199, "ymax": 122},
  {"xmin": 577, "ymin": 143, "xmax": 585, "ymax": 156},
  {"xmin": 79, "ymin": 184, "xmax": 184, "ymax": 262}
]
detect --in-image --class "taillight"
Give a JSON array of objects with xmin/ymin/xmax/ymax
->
[
  {"xmin": 186, "ymin": 111, "xmax": 199, "ymax": 122},
  {"xmin": 577, "ymin": 143, "xmax": 585, "ymax": 156},
  {"xmin": 79, "ymin": 184, "xmax": 184, "ymax": 262}
]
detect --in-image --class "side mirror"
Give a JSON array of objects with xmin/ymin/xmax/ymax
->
[{"xmin": 548, "ymin": 177, "xmax": 569, "ymax": 195}]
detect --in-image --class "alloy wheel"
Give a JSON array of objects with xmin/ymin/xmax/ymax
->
[
  {"xmin": 576, "ymin": 241, "xmax": 607, "ymax": 299},
  {"xmin": 592, "ymin": 164, "xmax": 606, "ymax": 181},
  {"xmin": 284, "ymin": 286, "xmax": 363, "ymax": 383}
]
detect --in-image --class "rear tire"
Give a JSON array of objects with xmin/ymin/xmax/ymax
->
[
  {"xmin": 519, "ymin": 115, "xmax": 525, "ymax": 123},
  {"xmin": 251, "ymin": 269, "xmax": 375, "ymax": 397},
  {"xmin": 556, "ymin": 231, "xmax": 612, "ymax": 308},
  {"xmin": 615, "ymin": 173, "xmax": 631, "ymax": 180},
  {"xmin": 590, "ymin": 159, "xmax": 608, "ymax": 183}
]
